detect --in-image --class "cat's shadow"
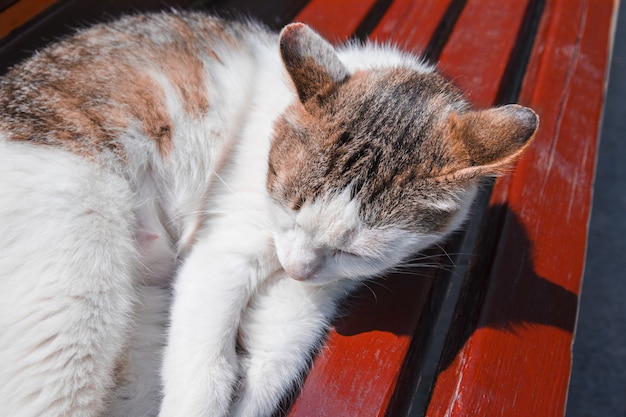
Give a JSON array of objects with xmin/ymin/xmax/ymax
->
[{"xmin": 332, "ymin": 203, "xmax": 578, "ymax": 372}]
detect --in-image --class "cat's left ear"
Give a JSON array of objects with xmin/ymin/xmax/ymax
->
[
  {"xmin": 279, "ymin": 23, "xmax": 349, "ymax": 103},
  {"xmin": 451, "ymin": 104, "xmax": 539, "ymax": 178}
]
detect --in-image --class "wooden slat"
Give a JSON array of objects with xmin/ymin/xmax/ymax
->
[
  {"xmin": 437, "ymin": 0, "xmax": 532, "ymax": 107},
  {"xmin": 293, "ymin": 0, "xmax": 378, "ymax": 43},
  {"xmin": 288, "ymin": 1, "xmax": 535, "ymax": 416},
  {"xmin": 0, "ymin": 0, "xmax": 19, "ymax": 14},
  {"xmin": 426, "ymin": 0, "xmax": 616, "ymax": 415},
  {"xmin": 0, "ymin": 0, "xmax": 58, "ymax": 39},
  {"xmin": 369, "ymin": 0, "xmax": 455, "ymax": 58},
  {"xmin": 288, "ymin": 272, "xmax": 437, "ymax": 417}
]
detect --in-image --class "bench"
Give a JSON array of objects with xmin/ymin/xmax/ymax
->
[{"xmin": 1, "ymin": 0, "xmax": 616, "ymax": 415}]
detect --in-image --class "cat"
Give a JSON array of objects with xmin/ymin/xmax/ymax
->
[{"xmin": 0, "ymin": 10, "xmax": 538, "ymax": 417}]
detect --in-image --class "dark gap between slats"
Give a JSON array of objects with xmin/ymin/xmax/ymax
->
[
  {"xmin": 361, "ymin": 4, "xmax": 470, "ymax": 412},
  {"xmin": 424, "ymin": 0, "xmax": 468, "ymax": 63},
  {"xmin": 381, "ymin": 2, "xmax": 547, "ymax": 415},
  {"xmin": 422, "ymin": 0, "xmax": 548, "ymax": 412},
  {"xmin": 0, "ymin": 0, "xmax": 19, "ymax": 14},
  {"xmin": 433, "ymin": 0, "xmax": 548, "ymax": 372},
  {"xmin": 495, "ymin": 0, "xmax": 546, "ymax": 104},
  {"xmin": 352, "ymin": 0, "xmax": 394, "ymax": 42}
]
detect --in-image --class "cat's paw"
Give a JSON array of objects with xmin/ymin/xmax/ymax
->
[
  {"xmin": 160, "ymin": 350, "xmax": 239, "ymax": 417},
  {"xmin": 229, "ymin": 353, "xmax": 300, "ymax": 417}
]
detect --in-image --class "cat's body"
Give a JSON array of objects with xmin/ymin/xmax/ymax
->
[{"xmin": 0, "ymin": 11, "xmax": 538, "ymax": 417}]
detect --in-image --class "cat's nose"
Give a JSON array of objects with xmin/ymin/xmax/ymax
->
[{"xmin": 284, "ymin": 259, "xmax": 321, "ymax": 281}]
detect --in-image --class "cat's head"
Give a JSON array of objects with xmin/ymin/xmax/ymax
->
[{"xmin": 267, "ymin": 23, "xmax": 538, "ymax": 285}]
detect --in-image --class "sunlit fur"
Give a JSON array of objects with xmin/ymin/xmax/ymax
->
[{"xmin": 270, "ymin": 185, "xmax": 478, "ymax": 285}]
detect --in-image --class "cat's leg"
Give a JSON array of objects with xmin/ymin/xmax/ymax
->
[
  {"xmin": 105, "ymin": 285, "xmax": 171, "ymax": 417},
  {"xmin": 159, "ymin": 233, "xmax": 278, "ymax": 417},
  {"xmin": 105, "ymin": 210, "xmax": 177, "ymax": 417},
  {"xmin": 0, "ymin": 149, "xmax": 138, "ymax": 417},
  {"xmin": 229, "ymin": 275, "xmax": 354, "ymax": 417}
]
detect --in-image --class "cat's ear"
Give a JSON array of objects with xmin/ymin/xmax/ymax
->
[
  {"xmin": 279, "ymin": 23, "xmax": 349, "ymax": 103},
  {"xmin": 451, "ymin": 104, "xmax": 539, "ymax": 177}
]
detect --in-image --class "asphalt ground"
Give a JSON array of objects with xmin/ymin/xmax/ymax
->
[{"xmin": 566, "ymin": 3, "xmax": 626, "ymax": 417}]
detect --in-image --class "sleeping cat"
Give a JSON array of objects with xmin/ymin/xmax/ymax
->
[{"xmin": 0, "ymin": 11, "xmax": 538, "ymax": 417}]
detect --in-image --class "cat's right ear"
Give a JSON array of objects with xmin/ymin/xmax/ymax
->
[
  {"xmin": 451, "ymin": 104, "xmax": 539, "ymax": 178},
  {"xmin": 279, "ymin": 23, "xmax": 349, "ymax": 103}
]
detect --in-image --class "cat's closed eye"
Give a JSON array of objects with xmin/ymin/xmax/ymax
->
[{"xmin": 332, "ymin": 249, "xmax": 357, "ymax": 258}]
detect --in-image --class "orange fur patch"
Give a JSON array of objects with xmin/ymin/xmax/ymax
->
[{"xmin": 0, "ymin": 13, "xmax": 236, "ymax": 159}]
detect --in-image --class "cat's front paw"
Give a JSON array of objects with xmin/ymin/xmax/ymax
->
[
  {"xmin": 229, "ymin": 352, "xmax": 301, "ymax": 417},
  {"xmin": 160, "ymin": 349, "xmax": 239, "ymax": 417}
]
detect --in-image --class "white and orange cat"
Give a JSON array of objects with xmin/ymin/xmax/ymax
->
[{"xmin": 0, "ymin": 11, "xmax": 537, "ymax": 417}]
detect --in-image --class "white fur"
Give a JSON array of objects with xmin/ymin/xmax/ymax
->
[
  {"xmin": 270, "ymin": 188, "xmax": 447, "ymax": 286},
  {"xmin": 338, "ymin": 42, "xmax": 435, "ymax": 75},
  {"xmin": 105, "ymin": 285, "xmax": 170, "ymax": 417},
  {"xmin": 0, "ymin": 18, "xmax": 474, "ymax": 417},
  {"xmin": 0, "ymin": 142, "xmax": 138, "ymax": 416}
]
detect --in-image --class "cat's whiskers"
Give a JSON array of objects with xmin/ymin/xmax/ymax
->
[
  {"xmin": 389, "ymin": 249, "xmax": 473, "ymax": 277},
  {"xmin": 390, "ymin": 262, "xmax": 461, "ymax": 278},
  {"xmin": 361, "ymin": 281, "xmax": 380, "ymax": 302},
  {"xmin": 363, "ymin": 276, "xmax": 394, "ymax": 295},
  {"xmin": 391, "ymin": 264, "xmax": 455, "ymax": 273},
  {"xmin": 433, "ymin": 243, "xmax": 457, "ymax": 266},
  {"xmin": 403, "ymin": 250, "xmax": 473, "ymax": 263},
  {"xmin": 388, "ymin": 269, "xmax": 449, "ymax": 280},
  {"xmin": 213, "ymin": 172, "xmax": 243, "ymax": 202}
]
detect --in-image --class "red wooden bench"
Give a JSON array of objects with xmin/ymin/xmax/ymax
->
[{"xmin": 1, "ymin": 0, "xmax": 616, "ymax": 415}]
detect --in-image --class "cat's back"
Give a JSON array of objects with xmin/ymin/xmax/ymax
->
[{"xmin": 0, "ymin": 12, "xmax": 274, "ymax": 158}]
